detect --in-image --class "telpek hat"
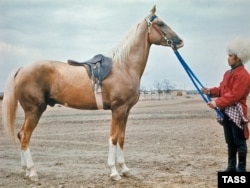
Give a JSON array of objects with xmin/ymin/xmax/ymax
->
[{"xmin": 227, "ymin": 37, "xmax": 250, "ymax": 64}]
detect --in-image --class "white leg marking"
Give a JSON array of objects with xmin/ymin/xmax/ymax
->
[
  {"xmin": 116, "ymin": 143, "xmax": 124, "ymax": 164},
  {"xmin": 22, "ymin": 148, "xmax": 38, "ymax": 181},
  {"xmin": 20, "ymin": 151, "xmax": 29, "ymax": 178},
  {"xmin": 108, "ymin": 137, "xmax": 121, "ymax": 181},
  {"xmin": 21, "ymin": 150, "xmax": 27, "ymax": 169},
  {"xmin": 117, "ymin": 143, "xmax": 130, "ymax": 176},
  {"xmin": 23, "ymin": 148, "xmax": 34, "ymax": 169}
]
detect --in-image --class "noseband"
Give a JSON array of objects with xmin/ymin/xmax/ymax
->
[{"xmin": 145, "ymin": 15, "xmax": 174, "ymax": 47}]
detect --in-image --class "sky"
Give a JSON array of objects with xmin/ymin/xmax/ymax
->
[{"xmin": 0, "ymin": 0, "xmax": 250, "ymax": 92}]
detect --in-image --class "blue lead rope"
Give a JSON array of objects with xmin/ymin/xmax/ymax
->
[{"xmin": 173, "ymin": 49, "xmax": 224, "ymax": 118}]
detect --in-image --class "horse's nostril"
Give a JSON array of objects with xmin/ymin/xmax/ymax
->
[
  {"xmin": 176, "ymin": 38, "xmax": 183, "ymax": 44},
  {"xmin": 171, "ymin": 37, "xmax": 183, "ymax": 45}
]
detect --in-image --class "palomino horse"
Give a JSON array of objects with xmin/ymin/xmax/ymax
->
[{"xmin": 2, "ymin": 5, "xmax": 183, "ymax": 181}]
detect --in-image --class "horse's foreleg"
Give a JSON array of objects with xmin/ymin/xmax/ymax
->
[
  {"xmin": 108, "ymin": 138, "xmax": 130, "ymax": 180},
  {"xmin": 108, "ymin": 108, "xmax": 124, "ymax": 181},
  {"xmin": 117, "ymin": 112, "xmax": 130, "ymax": 177},
  {"xmin": 108, "ymin": 137, "xmax": 121, "ymax": 181},
  {"xmin": 108, "ymin": 108, "xmax": 130, "ymax": 180},
  {"xmin": 117, "ymin": 143, "xmax": 130, "ymax": 176}
]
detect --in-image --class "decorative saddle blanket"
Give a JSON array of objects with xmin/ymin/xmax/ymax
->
[{"xmin": 68, "ymin": 54, "xmax": 112, "ymax": 82}]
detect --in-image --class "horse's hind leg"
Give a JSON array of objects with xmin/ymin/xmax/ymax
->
[{"xmin": 18, "ymin": 106, "xmax": 44, "ymax": 181}]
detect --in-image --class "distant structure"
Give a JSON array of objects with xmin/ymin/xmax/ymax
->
[{"xmin": 139, "ymin": 89, "xmax": 198, "ymax": 100}]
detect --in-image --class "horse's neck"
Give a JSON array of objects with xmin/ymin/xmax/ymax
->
[{"xmin": 125, "ymin": 22, "xmax": 151, "ymax": 77}]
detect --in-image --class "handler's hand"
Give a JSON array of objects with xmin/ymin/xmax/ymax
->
[
  {"xmin": 207, "ymin": 101, "xmax": 217, "ymax": 109},
  {"xmin": 202, "ymin": 87, "xmax": 210, "ymax": 94}
]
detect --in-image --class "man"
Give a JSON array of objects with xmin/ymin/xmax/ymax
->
[{"xmin": 202, "ymin": 37, "xmax": 250, "ymax": 172}]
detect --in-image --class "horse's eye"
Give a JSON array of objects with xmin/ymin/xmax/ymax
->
[{"xmin": 157, "ymin": 21, "xmax": 165, "ymax": 27}]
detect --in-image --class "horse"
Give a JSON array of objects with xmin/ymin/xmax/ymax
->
[{"xmin": 2, "ymin": 5, "xmax": 183, "ymax": 181}]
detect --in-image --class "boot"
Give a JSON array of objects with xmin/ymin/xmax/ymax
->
[
  {"xmin": 223, "ymin": 147, "xmax": 236, "ymax": 172},
  {"xmin": 237, "ymin": 151, "xmax": 247, "ymax": 172}
]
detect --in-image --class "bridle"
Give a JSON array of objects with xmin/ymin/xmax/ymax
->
[{"xmin": 145, "ymin": 15, "xmax": 174, "ymax": 48}]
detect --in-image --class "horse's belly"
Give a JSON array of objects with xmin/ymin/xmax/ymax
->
[
  {"xmin": 51, "ymin": 65, "xmax": 99, "ymax": 110},
  {"xmin": 59, "ymin": 90, "xmax": 97, "ymax": 109}
]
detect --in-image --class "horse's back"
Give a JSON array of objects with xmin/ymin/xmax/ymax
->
[
  {"xmin": 14, "ymin": 60, "xmax": 97, "ymax": 109},
  {"xmin": 15, "ymin": 60, "xmax": 64, "ymax": 91},
  {"xmin": 15, "ymin": 60, "xmax": 89, "ymax": 86}
]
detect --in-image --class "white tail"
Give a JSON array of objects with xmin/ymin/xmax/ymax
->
[{"xmin": 2, "ymin": 71, "xmax": 18, "ymax": 143}]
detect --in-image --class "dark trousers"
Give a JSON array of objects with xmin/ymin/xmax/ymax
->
[{"xmin": 223, "ymin": 115, "xmax": 247, "ymax": 172}]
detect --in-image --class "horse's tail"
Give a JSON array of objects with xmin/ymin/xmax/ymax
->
[{"xmin": 2, "ymin": 70, "xmax": 19, "ymax": 143}]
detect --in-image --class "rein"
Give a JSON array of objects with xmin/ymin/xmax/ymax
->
[
  {"xmin": 145, "ymin": 15, "xmax": 223, "ymax": 118},
  {"xmin": 172, "ymin": 49, "xmax": 224, "ymax": 118}
]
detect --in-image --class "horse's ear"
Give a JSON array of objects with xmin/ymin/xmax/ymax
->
[{"xmin": 150, "ymin": 5, "xmax": 156, "ymax": 14}]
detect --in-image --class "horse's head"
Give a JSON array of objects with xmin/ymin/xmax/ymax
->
[{"xmin": 145, "ymin": 5, "xmax": 184, "ymax": 49}]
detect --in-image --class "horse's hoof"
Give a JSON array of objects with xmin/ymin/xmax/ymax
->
[
  {"xmin": 28, "ymin": 168, "xmax": 38, "ymax": 181},
  {"xmin": 122, "ymin": 169, "xmax": 131, "ymax": 177},
  {"xmin": 110, "ymin": 173, "xmax": 121, "ymax": 181},
  {"xmin": 29, "ymin": 175, "xmax": 39, "ymax": 182}
]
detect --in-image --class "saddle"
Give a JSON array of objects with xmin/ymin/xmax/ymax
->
[{"xmin": 68, "ymin": 54, "xmax": 112, "ymax": 82}]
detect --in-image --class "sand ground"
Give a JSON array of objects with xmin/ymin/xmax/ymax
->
[{"xmin": 0, "ymin": 95, "xmax": 249, "ymax": 188}]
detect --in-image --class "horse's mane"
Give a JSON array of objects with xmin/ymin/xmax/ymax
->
[{"xmin": 108, "ymin": 24, "xmax": 138, "ymax": 64}]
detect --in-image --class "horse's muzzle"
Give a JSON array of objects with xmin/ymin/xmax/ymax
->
[{"xmin": 172, "ymin": 38, "xmax": 184, "ymax": 49}]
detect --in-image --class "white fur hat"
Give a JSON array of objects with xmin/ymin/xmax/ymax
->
[{"xmin": 227, "ymin": 37, "xmax": 250, "ymax": 64}]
